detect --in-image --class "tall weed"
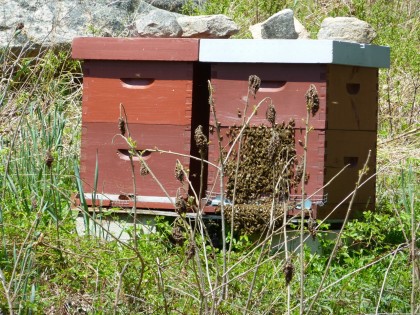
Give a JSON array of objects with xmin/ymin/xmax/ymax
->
[{"xmin": 0, "ymin": 0, "xmax": 418, "ymax": 313}]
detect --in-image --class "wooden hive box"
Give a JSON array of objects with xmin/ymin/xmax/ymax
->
[
  {"xmin": 72, "ymin": 38, "xmax": 210, "ymax": 210},
  {"xmin": 199, "ymin": 39, "xmax": 390, "ymax": 221}
]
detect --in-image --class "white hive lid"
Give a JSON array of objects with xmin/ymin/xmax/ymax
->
[{"xmin": 199, "ymin": 39, "xmax": 390, "ymax": 68}]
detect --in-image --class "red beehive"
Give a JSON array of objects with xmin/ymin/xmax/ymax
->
[
  {"xmin": 72, "ymin": 38, "xmax": 209, "ymax": 210},
  {"xmin": 199, "ymin": 39, "xmax": 390, "ymax": 221}
]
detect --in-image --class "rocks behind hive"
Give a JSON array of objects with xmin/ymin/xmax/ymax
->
[
  {"xmin": 134, "ymin": 7, "xmax": 239, "ymax": 38},
  {"xmin": 317, "ymin": 17, "xmax": 377, "ymax": 43},
  {"xmin": 177, "ymin": 15, "xmax": 239, "ymax": 38},
  {"xmin": 249, "ymin": 9, "xmax": 297, "ymax": 39},
  {"xmin": 249, "ymin": 9, "xmax": 309, "ymax": 39},
  {"xmin": 142, "ymin": 0, "xmax": 204, "ymax": 13},
  {"xmin": 135, "ymin": 9, "xmax": 183, "ymax": 37},
  {"xmin": 1, "ymin": 0, "xmax": 239, "ymax": 52},
  {"xmin": 294, "ymin": 17, "xmax": 310, "ymax": 39}
]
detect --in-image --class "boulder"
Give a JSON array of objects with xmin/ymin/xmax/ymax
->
[
  {"xmin": 0, "ymin": 0, "xmax": 138, "ymax": 51},
  {"xmin": 249, "ymin": 23, "xmax": 263, "ymax": 39},
  {"xmin": 249, "ymin": 15, "xmax": 309, "ymax": 39},
  {"xmin": 249, "ymin": 9, "xmax": 298, "ymax": 39},
  {"xmin": 0, "ymin": 0, "xmax": 237, "ymax": 51},
  {"xmin": 134, "ymin": 8, "xmax": 182, "ymax": 37},
  {"xmin": 294, "ymin": 17, "xmax": 310, "ymax": 39},
  {"xmin": 317, "ymin": 17, "xmax": 377, "ymax": 43},
  {"xmin": 177, "ymin": 14, "xmax": 239, "ymax": 38}
]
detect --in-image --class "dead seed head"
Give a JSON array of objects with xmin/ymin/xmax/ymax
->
[
  {"xmin": 194, "ymin": 125, "xmax": 208, "ymax": 153},
  {"xmin": 186, "ymin": 243, "xmax": 196, "ymax": 260},
  {"xmin": 308, "ymin": 217, "xmax": 317, "ymax": 240},
  {"xmin": 175, "ymin": 160, "xmax": 184, "ymax": 182},
  {"xmin": 294, "ymin": 162, "xmax": 304, "ymax": 185},
  {"xmin": 268, "ymin": 130, "xmax": 281, "ymax": 160},
  {"xmin": 16, "ymin": 22, "xmax": 24, "ymax": 30},
  {"xmin": 31, "ymin": 196, "xmax": 37, "ymax": 210},
  {"xmin": 175, "ymin": 195, "xmax": 187, "ymax": 214},
  {"xmin": 266, "ymin": 103, "xmax": 276, "ymax": 126},
  {"xmin": 305, "ymin": 84, "xmax": 320, "ymax": 115},
  {"xmin": 248, "ymin": 75, "xmax": 261, "ymax": 98},
  {"xmin": 140, "ymin": 163, "xmax": 149, "ymax": 176},
  {"xmin": 283, "ymin": 258, "xmax": 294, "ymax": 286},
  {"xmin": 170, "ymin": 225, "xmax": 185, "ymax": 246},
  {"xmin": 45, "ymin": 150, "xmax": 54, "ymax": 168},
  {"xmin": 118, "ymin": 117, "xmax": 126, "ymax": 136}
]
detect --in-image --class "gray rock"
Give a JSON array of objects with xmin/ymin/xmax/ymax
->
[
  {"xmin": 0, "ymin": 0, "xmax": 238, "ymax": 51},
  {"xmin": 134, "ymin": 8, "xmax": 182, "ymax": 37},
  {"xmin": 294, "ymin": 17, "xmax": 310, "ymax": 39},
  {"xmin": 249, "ymin": 23, "xmax": 263, "ymax": 39},
  {"xmin": 177, "ymin": 14, "xmax": 239, "ymax": 38},
  {"xmin": 249, "ymin": 15, "xmax": 309, "ymax": 39},
  {"xmin": 317, "ymin": 17, "xmax": 377, "ymax": 43},
  {"xmin": 0, "ymin": 0, "xmax": 137, "ymax": 51},
  {"xmin": 252, "ymin": 9, "xmax": 298, "ymax": 39},
  {"xmin": 143, "ymin": 0, "xmax": 205, "ymax": 13}
]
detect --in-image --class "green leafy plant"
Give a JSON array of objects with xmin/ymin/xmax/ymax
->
[{"xmin": 0, "ymin": 1, "xmax": 418, "ymax": 313}]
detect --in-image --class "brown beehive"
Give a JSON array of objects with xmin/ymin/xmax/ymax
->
[
  {"xmin": 200, "ymin": 39, "xmax": 390, "ymax": 221},
  {"xmin": 72, "ymin": 38, "xmax": 390, "ymax": 223},
  {"xmin": 72, "ymin": 38, "xmax": 209, "ymax": 209}
]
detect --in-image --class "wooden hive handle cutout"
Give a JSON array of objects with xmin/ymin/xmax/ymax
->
[
  {"xmin": 120, "ymin": 78, "xmax": 154, "ymax": 89},
  {"xmin": 117, "ymin": 149, "xmax": 152, "ymax": 161},
  {"xmin": 346, "ymin": 83, "xmax": 360, "ymax": 95},
  {"xmin": 259, "ymin": 81, "xmax": 287, "ymax": 92}
]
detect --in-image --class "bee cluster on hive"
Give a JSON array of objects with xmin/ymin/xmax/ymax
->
[{"xmin": 222, "ymin": 118, "xmax": 297, "ymax": 234}]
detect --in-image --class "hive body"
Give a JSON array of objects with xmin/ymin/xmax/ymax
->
[
  {"xmin": 72, "ymin": 38, "xmax": 389, "ymax": 222},
  {"xmin": 73, "ymin": 38, "xmax": 209, "ymax": 209},
  {"xmin": 206, "ymin": 62, "xmax": 378, "ymax": 220}
]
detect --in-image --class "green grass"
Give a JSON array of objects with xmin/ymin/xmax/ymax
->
[{"xmin": 0, "ymin": 0, "xmax": 419, "ymax": 313}]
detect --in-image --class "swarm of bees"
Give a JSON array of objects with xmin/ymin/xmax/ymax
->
[
  {"xmin": 222, "ymin": 118, "xmax": 297, "ymax": 234},
  {"xmin": 225, "ymin": 120, "xmax": 296, "ymax": 204},
  {"xmin": 224, "ymin": 202, "xmax": 285, "ymax": 235}
]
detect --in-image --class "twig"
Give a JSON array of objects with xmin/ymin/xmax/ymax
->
[
  {"xmin": 228, "ymin": 75, "xmax": 257, "ymax": 259},
  {"xmin": 243, "ymin": 242, "xmax": 267, "ymax": 314},
  {"xmin": 208, "ymin": 81, "xmax": 228, "ymax": 302},
  {"xmin": 299, "ymin": 94, "xmax": 311, "ymax": 315},
  {"xmin": 375, "ymin": 245, "xmax": 401, "ymax": 314},
  {"xmin": 0, "ymin": 267, "xmax": 13, "ymax": 315},
  {"xmin": 8, "ymin": 207, "xmax": 44, "ymax": 301},
  {"xmin": 284, "ymin": 200, "xmax": 291, "ymax": 315},
  {"xmin": 386, "ymin": 70, "xmax": 394, "ymax": 135},
  {"xmin": 156, "ymin": 258, "xmax": 169, "ymax": 315},
  {"xmin": 408, "ymin": 165, "xmax": 418, "ymax": 315},
  {"xmin": 289, "ymin": 245, "xmax": 408, "ymax": 313},
  {"xmin": 165, "ymin": 285, "xmax": 200, "ymax": 302},
  {"xmin": 305, "ymin": 150, "xmax": 372, "ymax": 314},
  {"xmin": 146, "ymin": 148, "xmax": 220, "ymax": 170},
  {"xmin": 113, "ymin": 263, "xmax": 129, "ymax": 315},
  {"xmin": 377, "ymin": 127, "xmax": 419, "ymax": 146},
  {"xmin": 119, "ymin": 104, "xmax": 139, "ymax": 245},
  {"xmin": 74, "ymin": 205, "xmax": 146, "ymax": 296}
]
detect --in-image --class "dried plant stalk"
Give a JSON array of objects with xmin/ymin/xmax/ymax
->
[{"xmin": 248, "ymin": 75, "xmax": 261, "ymax": 98}]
